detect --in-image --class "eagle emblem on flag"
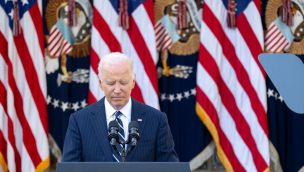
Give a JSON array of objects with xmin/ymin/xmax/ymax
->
[
  {"xmin": 266, "ymin": 0, "xmax": 304, "ymax": 54},
  {"xmin": 155, "ymin": 0, "xmax": 202, "ymax": 55},
  {"xmin": 155, "ymin": 0, "xmax": 202, "ymax": 80},
  {"xmin": 45, "ymin": 0, "xmax": 91, "ymax": 85}
]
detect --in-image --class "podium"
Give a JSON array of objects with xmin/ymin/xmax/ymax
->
[{"xmin": 56, "ymin": 162, "xmax": 191, "ymax": 172}]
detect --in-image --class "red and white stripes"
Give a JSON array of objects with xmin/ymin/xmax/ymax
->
[
  {"xmin": 89, "ymin": 0, "xmax": 159, "ymax": 109},
  {"xmin": 0, "ymin": 1, "xmax": 49, "ymax": 172},
  {"xmin": 155, "ymin": 20, "xmax": 173, "ymax": 51},
  {"xmin": 196, "ymin": 0, "xmax": 269, "ymax": 171},
  {"xmin": 48, "ymin": 25, "xmax": 72, "ymax": 57},
  {"xmin": 265, "ymin": 22, "xmax": 290, "ymax": 52}
]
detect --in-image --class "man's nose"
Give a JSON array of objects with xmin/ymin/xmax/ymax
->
[{"xmin": 113, "ymin": 84, "xmax": 122, "ymax": 93}]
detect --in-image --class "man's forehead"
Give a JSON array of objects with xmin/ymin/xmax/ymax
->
[
  {"xmin": 103, "ymin": 74, "xmax": 132, "ymax": 80},
  {"xmin": 103, "ymin": 62, "xmax": 131, "ymax": 71},
  {"xmin": 103, "ymin": 58, "xmax": 131, "ymax": 66}
]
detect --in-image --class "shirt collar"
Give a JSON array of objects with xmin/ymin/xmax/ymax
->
[{"xmin": 105, "ymin": 98, "xmax": 132, "ymax": 122}]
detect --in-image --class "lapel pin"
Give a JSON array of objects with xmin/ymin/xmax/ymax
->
[{"xmin": 137, "ymin": 118, "xmax": 142, "ymax": 122}]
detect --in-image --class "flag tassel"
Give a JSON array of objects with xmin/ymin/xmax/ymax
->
[
  {"xmin": 177, "ymin": 0, "xmax": 187, "ymax": 29},
  {"xmin": 227, "ymin": 0, "xmax": 237, "ymax": 28},
  {"xmin": 119, "ymin": 0, "xmax": 129, "ymax": 30},
  {"xmin": 68, "ymin": 0, "xmax": 77, "ymax": 26},
  {"xmin": 281, "ymin": 0, "xmax": 293, "ymax": 26},
  {"xmin": 13, "ymin": 0, "xmax": 21, "ymax": 36}
]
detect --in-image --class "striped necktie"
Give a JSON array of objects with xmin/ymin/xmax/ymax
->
[{"xmin": 112, "ymin": 111, "xmax": 125, "ymax": 162}]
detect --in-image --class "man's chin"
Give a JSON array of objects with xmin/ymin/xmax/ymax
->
[
  {"xmin": 111, "ymin": 101, "xmax": 124, "ymax": 110},
  {"xmin": 112, "ymin": 104, "xmax": 123, "ymax": 110}
]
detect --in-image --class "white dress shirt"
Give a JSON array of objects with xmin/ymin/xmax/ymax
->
[{"xmin": 105, "ymin": 98, "xmax": 131, "ymax": 141}]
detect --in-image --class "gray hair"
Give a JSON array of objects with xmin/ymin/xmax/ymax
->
[{"xmin": 98, "ymin": 52, "xmax": 134, "ymax": 79}]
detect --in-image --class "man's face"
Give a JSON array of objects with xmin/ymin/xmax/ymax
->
[{"xmin": 100, "ymin": 62, "xmax": 135, "ymax": 110}]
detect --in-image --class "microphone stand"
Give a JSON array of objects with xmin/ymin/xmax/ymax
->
[
  {"xmin": 121, "ymin": 143, "xmax": 127, "ymax": 162},
  {"xmin": 111, "ymin": 141, "xmax": 127, "ymax": 162},
  {"xmin": 121, "ymin": 140, "xmax": 136, "ymax": 162}
]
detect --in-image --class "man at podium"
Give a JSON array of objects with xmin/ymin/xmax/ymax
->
[{"xmin": 62, "ymin": 52, "xmax": 179, "ymax": 162}]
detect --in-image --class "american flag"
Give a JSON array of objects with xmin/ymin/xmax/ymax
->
[
  {"xmin": 155, "ymin": 20, "xmax": 172, "ymax": 51},
  {"xmin": 47, "ymin": 19, "xmax": 73, "ymax": 57},
  {"xmin": 196, "ymin": 0, "xmax": 269, "ymax": 171},
  {"xmin": 0, "ymin": 0, "xmax": 49, "ymax": 172},
  {"xmin": 155, "ymin": 15, "xmax": 180, "ymax": 51},
  {"xmin": 265, "ymin": 18, "xmax": 293, "ymax": 53},
  {"xmin": 89, "ymin": 0, "xmax": 159, "ymax": 109}
]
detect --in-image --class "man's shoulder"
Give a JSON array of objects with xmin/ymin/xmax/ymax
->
[
  {"xmin": 71, "ymin": 99, "xmax": 104, "ymax": 119},
  {"xmin": 132, "ymin": 99, "xmax": 164, "ymax": 118}
]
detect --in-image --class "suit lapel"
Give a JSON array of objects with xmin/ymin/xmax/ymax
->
[{"xmin": 89, "ymin": 98, "xmax": 113, "ymax": 161}]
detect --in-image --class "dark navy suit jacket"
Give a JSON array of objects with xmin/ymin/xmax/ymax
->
[{"xmin": 62, "ymin": 98, "xmax": 179, "ymax": 162}]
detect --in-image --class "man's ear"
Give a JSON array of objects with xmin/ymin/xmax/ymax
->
[
  {"xmin": 131, "ymin": 74, "xmax": 136, "ymax": 89},
  {"xmin": 99, "ymin": 80, "xmax": 104, "ymax": 91},
  {"xmin": 132, "ymin": 79, "xmax": 135, "ymax": 89}
]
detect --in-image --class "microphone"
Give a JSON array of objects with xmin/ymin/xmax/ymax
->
[
  {"xmin": 108, "ymin": 120, "xmax": 119, "ymax": 145},
  {"xmin": 127, "ymin": 121, "xmax": 140, "ymax": 147}
]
